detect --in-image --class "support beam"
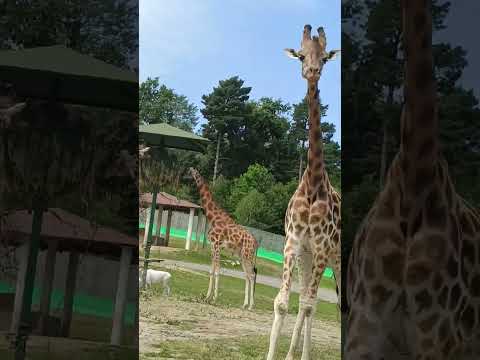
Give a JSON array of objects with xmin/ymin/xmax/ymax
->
[
  {"xmin": 154, "ymin": 205, "xmax": 164, "ymax": 246},
  {"xmin": 111, "ymin": 246, "xmax": 132, "ymax": 346},
  {"xmin": 61, "ymin": 251, "xmax": 79, "ymax": 337},
  {"xmin": 14, "ymin": 205, "xmax": 44, "ymax": 360},
  {"xmin": 134, "ymin": 277, "xmax": 139, "ymax": 346},
  {"xmin": 38, "ymin": 240, "xmax": 58, "ymax": 335},
  {"xmin": 165, "ymin": 210, "xmax": 173, "ymax": 247},
  {"xmin": 142, "ymin": 192, "xmax": 157, "ymax": 288},
  {"xmin": 142, "ymin": 208, "xmax": 151, "ymax": 246},
  {"xmin": 185, "ymin": 208, "xmax": 195, "ymax": 250},
  {"xmin": 10, "ymin": 242, "xmax": 29, "ymax": 333}
]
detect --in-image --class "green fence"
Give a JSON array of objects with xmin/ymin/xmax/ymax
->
[
  {"xmin": 140, "ymin": 222, "xmax": 333, "ymax": 278},
  {"xmin": 0, "ymin": 282, "xmax": 135, "ymax": 325}
]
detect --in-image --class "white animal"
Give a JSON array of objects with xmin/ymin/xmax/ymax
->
[{"xmin": 139, "ymin": 269, "xmax": 171, "ymax": 296}]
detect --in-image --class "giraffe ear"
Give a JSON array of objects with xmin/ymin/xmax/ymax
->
[
  {"xmin": 326, "ymin": 50, "xmax": 341, "ymax": 61},
  {"xmin": 284, "ymin": 48, "xmax": 304, "ymax": 61}
]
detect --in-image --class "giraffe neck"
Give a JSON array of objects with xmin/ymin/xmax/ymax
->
[
  {"xmin": 399, "ymin": 0, "xmax": 438, "ymax": 192},
  {"xmin": 193, "ymin": 173, "xmax": 223, "ymax": 221},
  {"xmin": 306, "ymin": 79, "xmax": 326, "ymax": 197}
]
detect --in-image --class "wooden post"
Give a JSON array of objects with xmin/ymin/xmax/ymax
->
[
  {"xmin": 111, "ymin": 246, "xmax": 132, "ymax": 346},
  {"xmin": 10, "ymin": 242, "xmax": 29, "ymax": 333},
  {"xmin": 61, "ymin": 251, "xmax": 79, "ymax": 337},
  {"xmin": 14, "ymin": 205, "xmax": 43, "ymax": 360},
  {"xmin": 185, "ymin": 208, "xmax": 195, "ymax": 250},
  {"xmin": 155, "ymin": 205, "xmax": 164, "ymax": 245},
  {"xmin": 38, "ymin": 240, "xmax": 58, "ymax": 335},
  {"xmin": 165, "ymin": 210, "xmax": 173, "ymax": 247},
  {"xmin": 134, "ymin": 274, "xmax": 139, "ymax": 346},
  {"xmin": 142, "ymin": 207, "xmax": 150, "ymax": 246},
  {"xmin": 142, "ymin": 192, "xmax": 157, "ymax": 289}
]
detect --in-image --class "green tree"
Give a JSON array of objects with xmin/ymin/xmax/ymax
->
[
  {"xmin": 0, "ymin": 0, "xmax": 137, "ymax": 69},
  {"xmin": 139, "ymin": 77, "xmax": 198, "ymax": 130},
  {"xmin": 229, "ymin": 164, "xmax": 275, "ymax": 210},
  {"xmin": 234, "ymin": 189, "xmax": 270, "ymax": 229},
  {"xmin": 201, "ymin": 76, "xmax": 251, "ymax": 181}
]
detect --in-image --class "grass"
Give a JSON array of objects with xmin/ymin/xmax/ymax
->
[
  {"xmin": 141, "ymin": 335, "xmax": 339, "ymax": 360},
  {"xmin": 141, "ymin": 236, "xmax": 338, "ymax": 292},
  {"xmin": 0, "ymin": 333, "xmax": 136, "ymax": 360},
  {"xmin": 145, "ymin": 266, "xmax": 339, "ymax": 324}
]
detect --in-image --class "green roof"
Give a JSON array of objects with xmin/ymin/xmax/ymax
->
[
  {"xmin": 139, "ymin": 123, "xmax": 209, "ymax": 153},
  {"xmin": 0, "ymin": 45, "xmax": 137, "ymax": 111}
]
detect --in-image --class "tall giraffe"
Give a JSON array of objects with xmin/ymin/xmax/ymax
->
[
  {"xmin": 345, "ymin": 1, "xmax": 480, "ymax": 359},
  {"xmin": 266, "ymin": 25, "xmax": 341, "ymax": 360},
  {"xmin": 189, "ymin": 167, "xmax": 258, "ymax": 309}
]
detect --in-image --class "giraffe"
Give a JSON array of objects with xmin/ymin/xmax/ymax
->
[
  {"xmin": 266, "ymin": 25, "xmax": 341, "ymax": 360},
  {"xmin": 345, "ymin": 1, "xmax": 480, "ymax": 359},
  {"xmin": 189, "ymin": 167, "xmax": 259, "ymax": 309}
]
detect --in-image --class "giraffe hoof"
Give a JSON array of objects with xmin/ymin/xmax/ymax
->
[
  {"xmin": 242, "ymin": 303, "xmax": 248, "ymax": 309},
  {"xmin": 248, "ymin": 305, "xmax": 254, "ymax": 311}
]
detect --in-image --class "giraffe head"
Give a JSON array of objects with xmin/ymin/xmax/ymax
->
[
  {"xmin": 139, "ymin": 143, "xmax": 151, "ymax": 160},
  {"xmin": 188, "ymin": 167, "xmax": 202, "ymax": 186},
  {"xmin": 284, "ymin": 25, "xmax": 340, "ymax": 81},
  {"xmin": 0, "ymin": 102, "xmax": 27, "ymax": 127}
]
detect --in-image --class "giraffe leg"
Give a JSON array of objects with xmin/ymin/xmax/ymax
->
[
  {"xmin": 248, "ymin": 269, "xmax": 255, "ymax": 310},
  {"xmin": 266, "ymin": 244, "xmax": 297, "ymax": 360},
  {"xmin": 247, "ymin": 261, "xmax": 255, "ymax": 310},
  {"xmin": 241, "ymin": 260, "xmax": 250, "ymax": 309},
  {"xmin": 212, "ymin": 246, "xmax": 221, "ymax": 302},
  {"xmin": 300, "ymin": 254, "xmax": 326, "ymax": 360},
  {"xmin": 206, "ymin": 240, "xmax": 220, "ymax": 302},
  {"xmin": 330, "ymin": 253, "xmax": 341, "ymax": 311},
  {"xmin": 205, "ymin": 267, "xmax": 214, "ymax": 301},
  {"xmin": 286, "ymin": 251, "xmax": 313, "ymax": 360}
]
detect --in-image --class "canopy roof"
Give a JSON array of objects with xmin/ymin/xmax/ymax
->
[
  {"xmin": 0, "ymin": 45, "xmax": 137, "ymax": 111},
  {"xmin": 140, "ymin": 192, "xmax": 200, "ymax": 212},
  {"xmin": 139, "ymin": 123, "xmax": 209, "ymax": 153},
  {"xmin": 4, "ymin": 208, "xmax": 138, "ymax": 262}
]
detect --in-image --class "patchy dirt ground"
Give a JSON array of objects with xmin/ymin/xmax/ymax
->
[{"xmin": 140, "ymin": 295, "xmax": 340, "ymax": 355}]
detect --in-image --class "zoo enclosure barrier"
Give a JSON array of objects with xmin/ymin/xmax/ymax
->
[{"xmin": 139, "ymin": 208, "xmax": 333, "ymax": 278}]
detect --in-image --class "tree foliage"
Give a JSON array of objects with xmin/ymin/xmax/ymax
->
[
  {"xmin": 0, "ymin": 0, "xmax": 137, "ymax": 69},
  {"xmin": 139, "ymin": 77, "xmax": 198, "ymax": 130}
]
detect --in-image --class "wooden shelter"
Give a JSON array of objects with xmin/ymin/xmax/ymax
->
[
  {"xmin": 3, "ymin": 208, "xmax": 137, "ymax": 345},
  {"xmin": 140, "ymin": 192, "xmax": 206, "ymax": 250}
]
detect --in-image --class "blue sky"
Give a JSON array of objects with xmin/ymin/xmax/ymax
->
[{"xmin": 140, "ymin": 0, "xmax": 341, "ymax": 143}]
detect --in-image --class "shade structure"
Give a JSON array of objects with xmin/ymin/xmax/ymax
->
[
  {"xmin": 140, "ymin": 192, "xmax": 200, "ymax": 212},
  {"xmin": 0, "ymin": 45, "xmax": 137, "ymax": 111},
  {"xmin": 4, "ymin": 208, "xmax": 138, "ymax": 262},
  {"xmin": 139, "ymin": 123, "xmax": 209, "ymax": 152}
]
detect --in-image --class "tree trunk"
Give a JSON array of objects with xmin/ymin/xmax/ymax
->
[{"xmin": 213, "ymin": 132, "xmax": 221, "ymax": 184}]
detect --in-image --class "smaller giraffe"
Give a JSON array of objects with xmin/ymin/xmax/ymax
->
[
  {"xmin": 189, "ymin": 167, "xmax": 259, "ymax": 309},
  {"xmin": 267, "ymin": 25, "xmax": 341, "ymax": 360}
]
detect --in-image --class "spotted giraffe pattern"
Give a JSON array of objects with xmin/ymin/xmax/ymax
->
[
  {"xmin": 345, "ymin": 1, "xmax": 480, "ymax": 359},
  {"xmin": 267, "ymin": 25, "xmax": 341, "ymax": 360},
  {"xmin": 189, "ymin": 167, "xmax": 258, "ymax": 309}
]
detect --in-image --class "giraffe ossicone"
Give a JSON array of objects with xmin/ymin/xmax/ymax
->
[{"xmin": 266, "ymin": 24, "xmax": 341, "ymax": 360}]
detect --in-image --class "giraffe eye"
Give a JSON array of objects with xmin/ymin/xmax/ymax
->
[{"xmin": 298, "ymin": 55, "xmax": 305, "ymax": 61}]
